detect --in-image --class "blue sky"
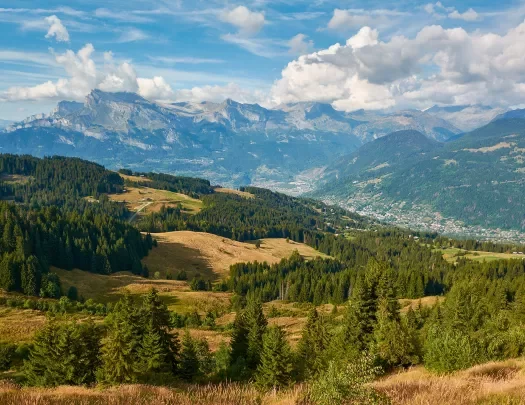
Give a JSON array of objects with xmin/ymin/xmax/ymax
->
[{"xmin": 1, "ymin": 0, "xmax": 525, "ymax": 120}]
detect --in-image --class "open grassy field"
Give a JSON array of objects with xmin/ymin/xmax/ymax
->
[
  {"xmin": 53, "ymin": 232, "xmax": 327, "ymax": 315},
  {"xmin": 214, "ymin": 187, "xmax": 254, "ymax": 199},
  {"xmin": 438, "ymin": 247, "xmax": 525, "ymax": 263},
  {"xmin": 3, "ymin": 359, "xmax": 525, "ymax": 404},
  {"xmin": 0, "ymin": 307, "xmax": 47, "ymax": 343},
  {"xmin": 108, "ymin": 186, "xmax": 203, "ymax": 215},
  {"xmin": 142, "ymin": 231, "xmax": 330, "ymax": 280},
  {"xmin": 374, "ymin": 359, "xmax": 525, "ymax": 404},
  {"xmin": 0, "ymin": 174, "xmax": 32, "ymax": 184}
]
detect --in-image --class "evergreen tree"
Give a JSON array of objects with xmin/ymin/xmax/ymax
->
[
  {"xmin": 255, "ymin": 326, "xmax": 294, "ymax": 390},
  {"xmin": 297, "ymin": 308, "xmax": 330, "ymax": 379},
  {"xmin": 25, "ymin": 321, "xmax": 101, "ymax": 387},
  {"xmin": 98, "ymin": 326, "xmax": 137, "ymax": 384},
  {"xmin": 179, "ymin": 331, "xmax": 200, "ymax": 381},
  {"xmin": 244, "ymin": 298, "xmax": 268, "ymax": 370}
]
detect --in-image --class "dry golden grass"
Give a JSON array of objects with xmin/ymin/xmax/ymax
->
[
  {"xmin": 398, "ymin": 296, "xmax": 445, "ymax": 313},
  {"xmin": 108, "ymin": 186, "xmax": 202, "ymax": 215},
  {"xmin": 214, "ymin": 187, "xmax": 255, "ymax": 199},
  {"xmin": 438, "ymin": 247, "xmax": 524, "ymax": 263},
  {"xmin": 52, "ymin": 267, "xmax": 232, "ymax": 314},
  {"xmin": 0, "ymin": 174, "xmax": 32, "ymax": 184},
  {"xmin": 0, "ymin": 381, "xmax": 303, "ymax": 405},
  {"xmin": 0, "ymin": 307, "xmax": 47, "ymax": 343},
  {"xmin": 117, "ymin": 173, "xmax": 152, "ymax": 183},
  {"xmin": 143, "ymin": 231, "xmax": 329, "ymax": 280},
  {"xmin": 374, "ymin": 360, "xmax": 525, "ymax": 405},
  {"xmin": 5, "ymin": 359, "xmax": 525, "ymax": 404}
]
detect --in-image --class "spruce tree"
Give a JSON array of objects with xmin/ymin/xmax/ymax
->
[
  {"xmin": 255, "ymin": 326, "xmax": 294, "ymax": 390},
  {"xmin": 98, "ymin": 325, "xmax": 137, "ymax": 384},
  {"xmin": 179, "ymin": 331, "xmax": 200, "ymax": 381},
  {"xmin": 297, "ymin": 308, "xmax": 330, "ymax": 379},
  {"xmin": 244, "ymin": 298, "xmax": 267, "ymax": 370}
]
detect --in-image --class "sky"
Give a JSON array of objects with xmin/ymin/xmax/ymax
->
[{"xmin": 1, "ymin": 0, "xmax": 525, "ymax": 120}]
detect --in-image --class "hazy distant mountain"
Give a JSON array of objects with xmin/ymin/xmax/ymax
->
[
  {"xmin": 425, "ymin": 104, "xmax": 506, "ymax": 131},
  {"xmin": 313, "ymin": 118, "xmax": 525, "ymax": 231},
  {"xmin": 1, "ymin": 90, "xmax": 463, "ymax": 190},
  {"xmin": 0, "ymin": 119, "xmax": 13, "ymax": 129}
]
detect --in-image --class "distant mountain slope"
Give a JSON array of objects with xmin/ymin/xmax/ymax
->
[
  {"xmin": 425, "ymin": 105, "xmax": 506, "ymax": 131},
  {"xmin": 313, "ymin": 119, "xmax": 525, "ymax": 232},
  {"xmin": 1, "ymin": 91, "xmax": 462, "ymax": 191}
]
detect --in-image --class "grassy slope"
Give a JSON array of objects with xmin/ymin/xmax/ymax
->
[
  {"xmin": 3, "ymin": 359, "xmax": 525, "ymax": 404},
  {"xmin": 108, "ymin": 185, "xmax": 203, "ymax": 215},
  {"xmin": 437, "ymin": 247, "xmax": 525, "ymax": 263}
]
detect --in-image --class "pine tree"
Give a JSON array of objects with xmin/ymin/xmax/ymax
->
[
  {"xmin": 244, "ymin": 298, "xmax": 267, "ymax": 370},
  {"xmin": 98, "ymin": 325, "xmax": 137, "ymax": 384},
  {"xmin": 24, "ymin": 321, "xmax": 101, "ymax": 387},
  {"xmin": 297, "ymin": 308, "xmax": 330, "ymax": 379},
  {"xmin": 140, "ymin": 288, "xmax": 180, "ymax": 372},
  {"xmin": 255, "ymin": 326, "xmax": 294, "ymax": 390},
  {"xmin": 179, "ymin": 331, "xmax": 200, "ymax": 381}
]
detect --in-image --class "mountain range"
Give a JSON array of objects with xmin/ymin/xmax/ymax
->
[
  {"xmin": 2, "ymin": 89, "xmax": 522, "ymax": 235},
  {"xmin": 2, "ymin": 89, "xmax": 466, "ymax": 191}
]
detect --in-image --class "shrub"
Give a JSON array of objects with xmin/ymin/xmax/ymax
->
[
  {"xmin": 424, "ymin": 326, "xmax": 484, "ymax": 374},
  {"xmin": 304, "ymin": 354, "xmax": 389, "ymax": 405}
]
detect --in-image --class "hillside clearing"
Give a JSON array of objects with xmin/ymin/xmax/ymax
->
[
  {"xmin": 437, "ymin": 247, "xmax": 525, "ymax": 263},
  {"xmin": 108, "ymin": 186, "xmax": 202, "ymax": 215},
  {"xmin": 142, "ymin": 231, "xmax": 330, "ymax": 280},
  {"xmin": 214, "ymin": 187, "xmax": 255, "ymax": 199},
  {"xmin": 0, "ymin": 307, "xmax": 46, "ymax": 343}
]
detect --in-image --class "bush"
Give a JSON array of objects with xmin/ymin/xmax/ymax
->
[
  {"xmin": 0, "ymin": 343, "xmax": 16, "ymax": 371},
  {"xmin": 304, "ymin": 354, "xmax": 389, "ymax": 405},
  {"xmin": 424, "ymin": 326, "xmax": 484, "ymax": 373}
]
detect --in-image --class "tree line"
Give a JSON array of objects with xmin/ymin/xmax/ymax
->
[{"xmin": 0, "ymin": 201, "xmax": 153, "ymax": 296}]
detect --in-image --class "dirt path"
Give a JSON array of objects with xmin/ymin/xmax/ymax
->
[{"xmin": 128, "ymin": 201, "xmax": 153, "ymax": 222}]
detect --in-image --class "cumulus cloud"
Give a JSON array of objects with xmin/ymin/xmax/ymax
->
[
  {"xmin": 174, "ymin": 83, "xmax": 267, "ymax": 105},
  {"xmin": 44, "ymin": 15, "xmax": 69, "ymax": 42},
  {"xmin": 220, "ymin": 6, "xmax": 265, "ymax": 36},
  {"xmin": 137, "ymin": 77, "xmax": 174, "ymax": 100},
  {"xmin": 2, "ymin": 44, "xmax": 173, "ymax": 102},
  {"xmin": 449, "ymin": 8, "xmax": 479, "ymax": 21},
  {"xmin": 327, "ymin": 9, "xmax": 383, "ymax": 30},
  {"xmin": 288, "ymin": 34, "xmax": 314, "ymax": 55},
  {"xmin": 271, "ymin": 21, "xmax": 525, "ymax": 111}
]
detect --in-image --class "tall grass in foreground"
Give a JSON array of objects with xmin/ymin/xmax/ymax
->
[
  {"xmin": 4, "ymin": 360, "xmax": 525, "ymax": 405},
  {"xmin": 0, "ymin": 381, "xmax": 302, "ymax": 405}
]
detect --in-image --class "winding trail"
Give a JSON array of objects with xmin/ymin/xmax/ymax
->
[{"xmin": 128, "ymin": 201, "xmax": 153, "ymax": 222}]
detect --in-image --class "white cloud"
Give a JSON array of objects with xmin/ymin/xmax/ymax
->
[
  {"xmin": 271, "ymin": 21, "xmax": 525, "ymax": 111},
  {"xmin": 137, "ymin": 77, "xmax": 173, "ymax": 99},
  {"xmin": 174, "ymin": 83, "xmax": 267, "ymax": 105},
  {"xmin": 346, "ymin": 27, "xmax": 378, "ymax": 49},
  {"xmin": 149, "ymin": 56, "xmax": 224, "ymax": 65},
  {"xmin": 220, "ymin": 6, "xmax": 265, "ymax": 36},
  {"xmin": 1, "ymin": 44, "xmax": 173, "ymax": 102},
  {"xmin": 449, "ymin": 8, "xmax": 479, "ymax": 21},
  {"xmin": 328, "ymin": 9, "xmax": 377, "ymax": 30},
  {"xmin": 221, "ymin": 34, "xmax": 284, "ymax": 58},
  {"xmin": 288, "ymin": 34, "xmax": 314, "ymax": 55},
  {"xmin": 116, "ymin": 28, "xmax": 150, "ymax": 43},
  {"xmin": 44, "ymin": 15, "xmax": 69, "ymax": 42}
]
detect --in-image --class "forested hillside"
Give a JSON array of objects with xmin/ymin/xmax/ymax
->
[
  {"xmin": 314, "ymin": 118, "xmax": 525, "ymax": 232},
  {"xmin": 3, "ymin": 153, "xmax": 525, "ymax": 404}
]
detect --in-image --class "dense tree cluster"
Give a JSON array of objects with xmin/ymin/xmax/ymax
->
[
  {"xmin": 122, "ymin": 170, "xmax": 214, "ymax": 197},
  {"xmin": 0, "ymin": 155, "xmax": 123, "ymax": 208},
  {"xmin": 0, "ymin": 201, "xmax": 152, "ymax": 295},
  {"xmin": 137, "ymin": 187, "xmax": 371, "ymax": 240}
]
